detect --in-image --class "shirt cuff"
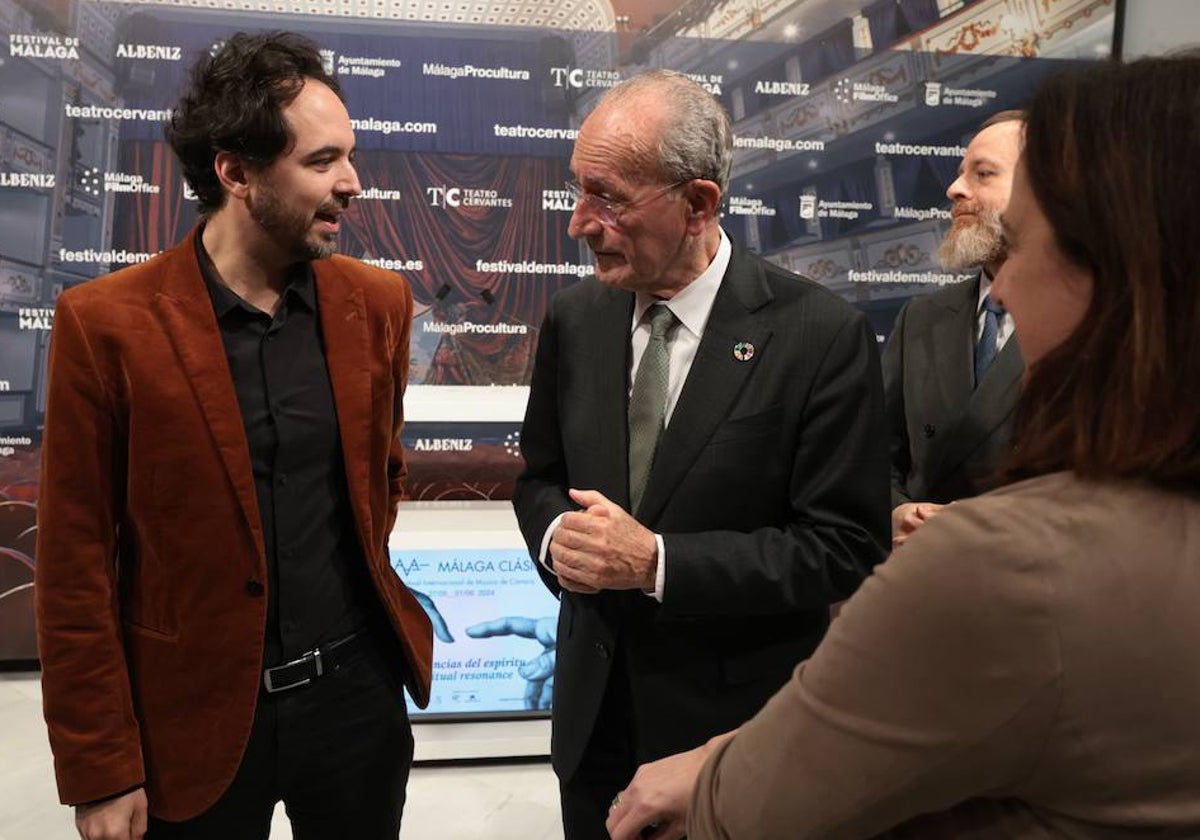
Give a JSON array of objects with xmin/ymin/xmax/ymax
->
[
  {"xmin": 74, "ymin": 784, "xmax": 144, "ymax": 809},
  {"xmin": 537, "ymin": 512, "xmax": 567, "ymax": 571},
  {"xmin": 647, "ymin": 533, "xmax": 666, "ymax": 602}
]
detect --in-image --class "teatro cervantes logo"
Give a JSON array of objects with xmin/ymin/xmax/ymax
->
[
  {"xmin": 426, "ymin": 185, "xmax": 512, "ymax": 210},
  {"xmin": 549, "ymin": 66, "xmax": 584, "ymax": 89},
  {"xmin": 427, "ymin": 185, "xmax": 463, "ymax": 208}
]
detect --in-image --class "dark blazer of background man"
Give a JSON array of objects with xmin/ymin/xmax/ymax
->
[
  {"xmin": 885, "ymin": 111, "xmax": 1025, "ymax": 548},
  {"xmin": 513, "ymin": 69, "xmax": 889, "ymax": 840},
  {"xmin": 36, "ymin": 32, "xmax": 431, "ymax": 840}
]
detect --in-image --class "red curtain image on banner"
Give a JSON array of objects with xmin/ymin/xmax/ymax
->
[
  {"xmin": 110, "ymin": 145, "xmax": 579, "ymax": 387},
  {"xmin": 0, "ymin": 499, "xmax": 37, "ymax": 660}
]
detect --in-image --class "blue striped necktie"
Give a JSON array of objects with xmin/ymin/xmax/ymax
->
[{"xmin": 974, "ymin": 295, "xmax": 1005, "ymax": 387}]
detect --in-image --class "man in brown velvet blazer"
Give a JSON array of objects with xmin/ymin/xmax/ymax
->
[{"xmin": 35, "ymin": 33, "xmax": 431, "ymax": 840}]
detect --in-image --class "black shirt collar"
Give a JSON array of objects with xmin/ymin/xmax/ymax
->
[{"xmin": 194, "ymin": 223, "xmax": 316, "ymax": 318}]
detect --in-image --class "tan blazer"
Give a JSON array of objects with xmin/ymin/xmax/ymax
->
[
  {"xmin": 35, "ymin": 230, "xmax": 432, "ymax": 820},
  {"xmin": 690, "ymin": 471, "xmax": 1200, "ymax": 838}
]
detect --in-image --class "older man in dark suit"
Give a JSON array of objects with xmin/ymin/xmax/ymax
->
[
  {"xmin": 512, "ymin": 69, "xmax": 889, "ymax": 840},
  {"xmin": 884, "ymin": 111, "xmax": 1026, "ymax": 548}
]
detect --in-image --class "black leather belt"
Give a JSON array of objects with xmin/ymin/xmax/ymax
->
[{"xmin": 262, "ymin": 630, "xmax": 364, "ymax": 694}]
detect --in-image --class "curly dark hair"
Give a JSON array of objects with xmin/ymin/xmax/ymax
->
[{"xmin": 165, "ymin": 31, "xmax": 343, "ymax": 214}]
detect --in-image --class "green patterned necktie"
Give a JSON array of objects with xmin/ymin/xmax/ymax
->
[{"xmin": 628, "ymin": 304, "xmax": 678, "ymax": 516}]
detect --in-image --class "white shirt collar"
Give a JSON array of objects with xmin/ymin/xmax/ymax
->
[
  {"xmin": 632, "ymin": 228, "xmax": 731, "ymax": 338},
  {"xmin": 976, "ymin": 269, "xmax": 995, "ymax": 315}
]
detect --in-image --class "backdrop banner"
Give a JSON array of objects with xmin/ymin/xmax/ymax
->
[{"xmin": 0, "ymin": 1, "xmax": 1116, "ymax": 709}]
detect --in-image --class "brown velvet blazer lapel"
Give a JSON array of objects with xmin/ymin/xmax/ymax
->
[
  {"xmin": 314, "ymin": 269, "xmax": 375, "ymax": 553},
  {"xmin": 151, "ymin": 232, "xmax": 266, "ymax": 564},
  {"xmin": 315, "ymin": 257, "xmax": 433, "ymax": 708}
]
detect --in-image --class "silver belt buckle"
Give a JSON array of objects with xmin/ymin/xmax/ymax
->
[{"xmin": 262, "ymin": 646, "xmax": 324, "ymax": 693}]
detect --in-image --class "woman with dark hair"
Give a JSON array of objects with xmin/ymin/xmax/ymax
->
[{"xmin": 607, "ymin": 55, "xmax": 1200, "ymax": 840}]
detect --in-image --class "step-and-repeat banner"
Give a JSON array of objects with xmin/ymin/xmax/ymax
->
[{"xmin": 0, "ymin": 0, "xmax": 1114, "ymax": 714}]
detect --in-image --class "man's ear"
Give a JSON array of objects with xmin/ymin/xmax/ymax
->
[
  {"xmin": 684, "ymin": 179, "xmax": 722, "ymax": 235},
  {"xmin": 213, "ymin": 151, "xmax": 250, "ymax": 200}
]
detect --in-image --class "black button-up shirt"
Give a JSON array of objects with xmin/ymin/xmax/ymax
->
[{"xmin": 196, "ymin": 233, "xmax": 377, "ymax": 668}]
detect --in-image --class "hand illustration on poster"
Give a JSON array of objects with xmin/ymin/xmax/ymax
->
[
  {"xmin": 410, "ymin": 588, "xmax": 557, "ymax": 710},
  {"xmin": 392, "ymin": 548, "xmax": 561, "ymax": 715},
  {"xmin": 465, "ymin": 616, "xmax": 557, "ymax": 710},
  {"xmin": 411, "ymin": 588, "xmax": 455, "ymax": 643}
]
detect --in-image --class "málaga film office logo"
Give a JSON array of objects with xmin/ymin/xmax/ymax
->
[
  {"xmin": 834, "ymin": 77, "xmax": 898, "ymax": 105},
  {"xmin": 426, "ymin": 185, "xmax": 513, "ymax": 210}
]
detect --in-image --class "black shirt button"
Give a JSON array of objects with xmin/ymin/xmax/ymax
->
[
  {"xmin": 594, "ymin": 642, "xmax": 610, "ymax": 659},
  {"xmin": 245, "ymin": 578, "xmax": 264, "ymax": 597},
  {"xmin": 277, "ymin": 474, "xmax": 288, "ymax": 487},
  {"xmin": 923, "ymin": 424, "xmax": 936, "ymax": 438}
]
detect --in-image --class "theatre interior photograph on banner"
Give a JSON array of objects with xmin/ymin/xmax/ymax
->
[{"xmin": 1, "ymin": 0, "xmax": 1115, "ymax": 718}]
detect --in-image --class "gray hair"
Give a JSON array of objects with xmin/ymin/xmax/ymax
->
[{"xmin": 597, "ymin": 69, "xmax": 734, "ymax": 195}]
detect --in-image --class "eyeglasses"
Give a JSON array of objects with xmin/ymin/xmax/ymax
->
[{"xmin": 564, "ymin": 179, "xmax": 689, "ymax": 228}]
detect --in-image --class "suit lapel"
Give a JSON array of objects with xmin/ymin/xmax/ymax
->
[
  {"xmin": 152, "ymin": 231, "xmax": 264, "ymax": 560},
  {"xmin": 314, "ymin": 261, "xmax": 375, "ymax": 548},
  {"xmin": 637, "ymin": 248, "xmax": 773, "ymax": 524},
  {"xmin": 928, "ymin": 276, "xmax": 976, "ymax": 421},
  {"xmin": 929, "ymin": 336, "xmax": 1022, "ymax": 484},
  {"xmin": 924, "ymin": 274, "xmax": 1023, "ymax": 488}
]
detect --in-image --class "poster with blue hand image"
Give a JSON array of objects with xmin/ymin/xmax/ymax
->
[{"xmin": 391, "ymin": 548, "xmax": 560, "ymax": 717}]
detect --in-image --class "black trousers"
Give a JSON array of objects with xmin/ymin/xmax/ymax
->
[
  {"xmin": 147, "ymin": 633, "xmax": 414, "ymax": 840},
  {"xmin": 560, "ymin": 649, "xmax": 638, "ymax": 840}
]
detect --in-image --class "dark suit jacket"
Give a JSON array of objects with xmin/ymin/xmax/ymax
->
[
  {"xmin": 883, "ymin": 275, "xmax": 1022, "ymax": 508},
  {"xmin": 513, "ymin": 237, "xmax": 890, "ymax": 781},
  {"xmin": 35, "ymin": 230, "xmax": 433, "ymax": 820}
]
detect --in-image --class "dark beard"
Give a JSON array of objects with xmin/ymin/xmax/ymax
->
[{"xmin": 249, "ymin": 188, "xmax": 341, "ymax": 261}]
